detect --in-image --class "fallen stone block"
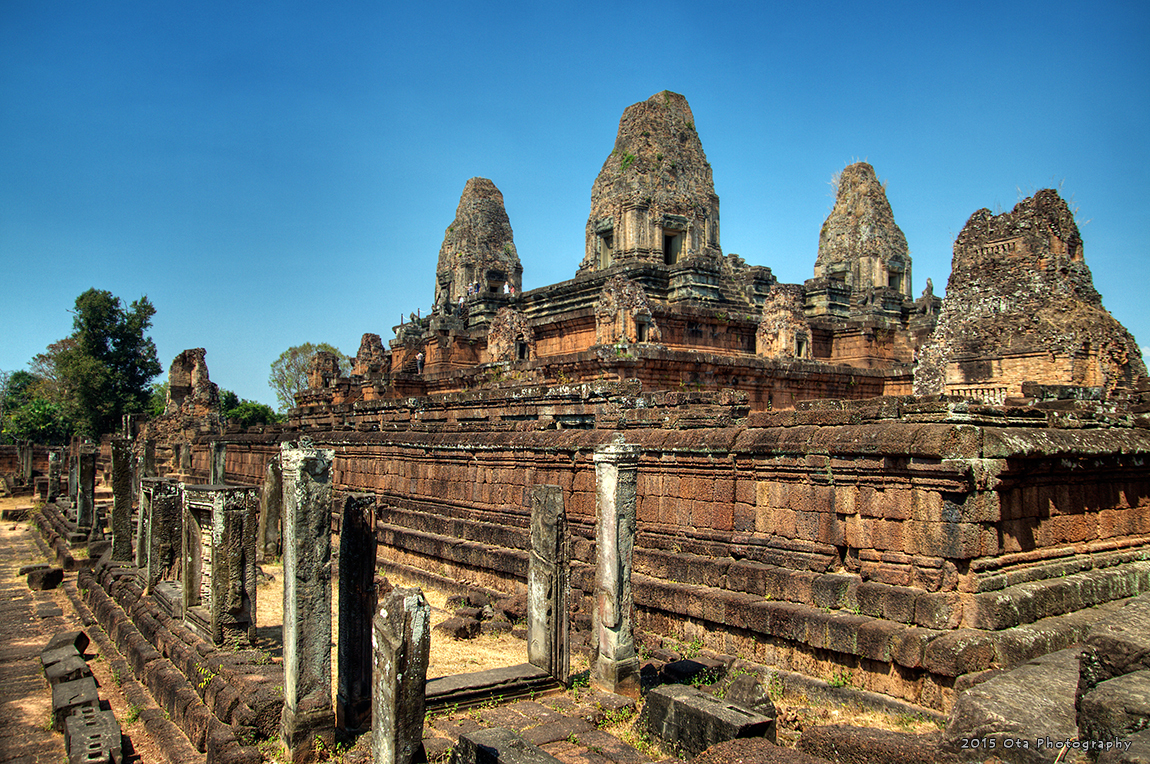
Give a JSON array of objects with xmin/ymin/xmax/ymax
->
[
  {"xmin": 449, "ymin": 727, "xmax": 562, "ymax": 764},
  {"xmin": 27, "ymin": 566, "xmax": 64, "ymax": 590},
  {"xmin": 1098, "ymin": 727, "xmax": 1150, "ymax": 764},
  {"xmin": 695, "ymin": 737, "xmax": 834, "ymax": 764},
  {"xmin": 1079, "ymin": 594, "xmax": 1150, "ymax": 703},
  {"xmin": 44, "ymin": 630, "xmax": 89, "ymax": 653},
  {"xmin": 799, "ymin": 724, "xmax": 961, "ymax": 764},
  {"xmin": 42, "ymin": 645, "xmax": 82, "ymax": 670},
  {"xmin": 1079, "ymin": 670, "xmax": 1150, "ymax": 749},
  {"xmin": 644, "ymin": 683, "xmax": 775, "ymax": 757},
  {"xmin": 64, "ymin": 705, "xmax": 122, "ymax": 764},
  {"xmin": 943, "ymin": 646, "xmax": 1081, "ymax": 763},
  {"xmin": 436, "ymin": 616, "xmax": 480, "ymax": 639},
  {"xmin": 19, "ymin": 562, "xmax": 51, "ymax": 575},
  {"xmin": 52, "ymin": 675, "xmax": 100, "ymax": 731},
  {"xmin": 45, "ymin": 653, "xmax": 94, "ymax": 687},
  {"xmin": 724, "ymin": 673, "xmax": 778, "ymax": 720}
]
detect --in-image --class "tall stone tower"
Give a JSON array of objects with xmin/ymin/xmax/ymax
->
[
  {"xmin": 914, "ymin": 189, "xmax": 1146, "ymax": 398},
  {"xmin": 434, "ymin": 178, "xmax": 522, "ymax": 308},
  {"xmin": 814, "ymin": 162, "xmax": 911, "ymax": 297},
  {"xmin": 580, "ymin": 91, "xmax": 722, "ymax": 274}
]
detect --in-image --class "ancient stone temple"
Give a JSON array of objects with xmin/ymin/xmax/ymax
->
[
  {"xmin": 127, "ymin": 91, "xmax": 1150, "ymax": 722},
  {"xmin": 914, "ymin": 189, "xmax": 1146, "ymax": 400}
]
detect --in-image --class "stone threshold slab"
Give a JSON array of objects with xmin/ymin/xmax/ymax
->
[{"xmin": 426, "ymin": 663, "xmax": 561, "ymax": 711}]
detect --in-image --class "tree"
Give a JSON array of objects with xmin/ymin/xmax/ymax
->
[
  {"xmin": 56, "ymin": 289, "xmax": 162, "ymax": 437},
  {"xmin": 218, "ymin": 388, "xmax": 282, "ymax": 428},
  {"xmin": 148, "ymin": 380, "xmax": 169, "ymax": 419},
  {"xmin": 268, "ymin": 343, "xmax": 350, "ymax": 412}
]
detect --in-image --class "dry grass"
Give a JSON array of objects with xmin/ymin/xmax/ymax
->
[{"xmin": 254, "ymin": 564, "xmax": 528, "ymax": 685}]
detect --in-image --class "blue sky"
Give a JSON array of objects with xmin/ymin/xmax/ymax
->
[{"xmin": 2, "ymin": 1, "xmax": 1147, "ymax": 408}]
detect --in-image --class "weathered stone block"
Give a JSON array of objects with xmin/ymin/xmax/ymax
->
[
  {"xmin": 52, "ymin": 675, "xmax": 100, "ymax": 731},
  {"xmin": 943, "ymin": 647, "xmax": 1081, "ymax": 763},
  {"xmin": 28, "ymin": 566, "xmax": 64, "ymax": 590},
  {"xmin": 644, "ymin": 683, "xmax": 775, "ymax": 757},
  {"xmin": 1079, "ymin": 670, "xmax": 1150, "ymax": 750},
  {"xmin": 64, "ymin": 706, "xmax": 122, "ymax": 764},
  {"xmin": 449, "ymin": 727, "xmax": 562, "ymax": 764}
]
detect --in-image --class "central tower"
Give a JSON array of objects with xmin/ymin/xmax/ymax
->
[{"xmin": 580, "ymin": 91, "xmax": 721, "ymax": 273}]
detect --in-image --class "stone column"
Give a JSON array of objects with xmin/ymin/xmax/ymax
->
[
  {"xmin": 527, "ymin": 484, "xmax": 570, "ymax": 684},
  {"xmin": 77, "ymin": 449, "xmax": 97, "ymax": 533},
  {"xmin": 209, "ymin": 441, "xmax": 227, "ymax": 485},
  {"xmin": 48, "ymin": 449, "xmax": 62, "ymax": 503},
  {"xmin": 258, "ymin": 454, "xmax": 283, "ymax": 562},
  {"xmin": 590, "ymin": 439, "xmax": 641, "ymax": 699},
  {"xmin": 67, "ymin": 446, "xmax": 79, "ymax": 507},
  {"xmin": 372, "ymin": 587, "xmax": 431, "ymax": 764},
  {"xmin": 337, "ymin": 493, "xmax": 378, "ymax": 732},
  {"xmin": 280, "ymin": 445, "xmax": 335, "ymax": 763},
  {"xmin": 139, "ymin": 478, "xmax": 181, "ymax": 594},
  {"xmin": 18, "ymin": 441, "xmax": 33, "ymax": 486},
  {"xmin": 110, "ymin": 438, "xmax": 134, "ymax": 561}
]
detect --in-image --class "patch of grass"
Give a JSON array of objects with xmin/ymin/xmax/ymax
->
[
  {"xmin": 124, "ymin": 704, "xmax": 141, "ymax": 725},
  {"xmin": 827, "ymin": 669, "xmax": 853, "ymax": 688}
]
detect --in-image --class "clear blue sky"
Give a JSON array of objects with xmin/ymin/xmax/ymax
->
[{"xmin": 3, "ymin": 1, "xmax": 1147, "ymax": 408}]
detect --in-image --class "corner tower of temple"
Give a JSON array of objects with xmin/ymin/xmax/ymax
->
[
  {"xmin": 434, "ymin": 177, "xmax": 522, "ymax": 308},
  {"xmin": 914, "ymin": 188, "xmax": 1146, "ymax": 399},
  {"xmin": 581, "ymin": 91, "xmax": 722, "ymax": 273}
]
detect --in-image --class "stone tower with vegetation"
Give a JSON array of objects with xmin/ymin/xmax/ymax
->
[
  {"xmin": 433, "ymin": 177, "xmax": 522, "ymax": 308},
  {"xmin": 581, "ymin": 91, "xmax": 722, "ymax": 273},
  {"xmin": 814, "ymin": 162, "xmax": 911, "ymax": 297},
  {"xmin": 914, "ymin": 189, "xmax": 1145, "ymax": 398}
]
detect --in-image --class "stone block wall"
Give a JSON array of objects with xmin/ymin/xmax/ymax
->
[{"xmin": 177, "ymin": 393, "xmax": 1150, "ymax": 713}]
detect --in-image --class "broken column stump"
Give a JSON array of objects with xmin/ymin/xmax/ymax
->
[
  {"xmin": 337, "ymin": 492, "xmax": 378, "ymax": 732},
  {"xmin": 590, "ymin": 439, "xmax": 640, "ymax": 699},
  {"xmin": 258, "ymin": 453, "xmax": 282, "ymax": 562},
  {"xmin": 110, "ymin": 437, "xmax": 133, "ymax": 562},
  {"xmin": 373, "ymin": 587, "xmax": 431, "ymax": 764},
  {"xmin": 527, "ymin": 484, "xmax": 569, "ymax": 685},
  {"xmin": 280, "ymin": 445, "xmax": 336, "ymax": 764}
]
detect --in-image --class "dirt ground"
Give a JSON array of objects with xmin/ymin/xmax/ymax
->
[{"xmin": 254, "ymin": 561, "xmax": 529, "ymax": 689}]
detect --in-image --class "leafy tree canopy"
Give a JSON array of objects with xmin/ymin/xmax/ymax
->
[
  {"xmin": 219, "ymin": 388, "xmax": 282, "ymax": 428},
  {"xmin": 56, "ymin": 289, "xmax": 162, "ymax": 438},
  {"xmin": 268, "ymin": 343, "xmax": 350, "ymax": 412}
]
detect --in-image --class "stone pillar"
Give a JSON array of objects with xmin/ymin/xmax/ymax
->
[
  {"xmin": 258, "ymin": 454, "xmax": 283, "ymax": 562},
  {"xmin": 527, "ymin": 484, "xmax": 570, "ymax": 684},
  {"xmin": 209, "ymin": 441, "xmax": 227, "ymax": 485},
  {"xmin": 77, "ymin": 450, "xmax": 97, "ymax": 533},
  {"xmin": 139, "ymin": 478, "xmax": 181, "ymax": 595},
  {"xmin": 68, "ymin": 447, "xmax": 79, "ymax": 507},
  {"xmin": 280, "ymin": 445, "xmax": 335, "ymax": 763},
  {"xmin": 590, "ymin": 439, "xmax": 641, "ymax": 699},
  {"xmin": 110, "ymin": 438, "xmax": 134, "ymax": 562},
  {"xmin": 372, "ymin": 587, "xmax": 431, "ymax": 764},
  {"xmin": 337, "ymin": 493, "xmax": 378, "ymax": 732},
  {"xmin": 48, "ymin": 449, "xmax": 62, "ymax": 503},
  {"xmin": 18, "ymin": 441, "xmax": 33, "ymax": 486}
]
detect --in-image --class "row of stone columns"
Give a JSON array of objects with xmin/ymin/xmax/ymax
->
[{"xmin": 94, "ymin": 434, "xmax": 641, "ymax": 763}]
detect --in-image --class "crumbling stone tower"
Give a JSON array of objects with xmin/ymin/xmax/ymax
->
[
  {"xmin": 813, "ymin": 162, "xmax": 912, "ymax": 297},
  {"xmin": 581, "ymin": 91, "xmax": 722, "ymax": 273},
  {"xmin": 433, "ymin": 178, "xmax": 522, "ymax": 308},
  {"xmin": 915, "ymin": 189, "xmax": 1146, "ymax": 399}
]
